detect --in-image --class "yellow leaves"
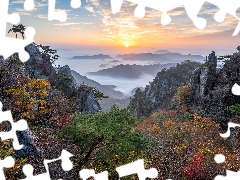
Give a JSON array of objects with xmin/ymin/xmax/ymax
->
[
  {"xmin": 200, "ymin": 147, "xmax": 213, "ymax": 155},
  {"xmin": 27, "ymin": 79, "xmax": 51, "ymax": 89},
  {"xmin": 4, "ymin": 77, "xmax": 51, "ymax": 120}
]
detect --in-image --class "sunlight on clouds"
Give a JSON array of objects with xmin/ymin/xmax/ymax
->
[
  {"xmin": 85, "ymin": 5, "xmax": 95, "ymax": 13},
  {"xmin": 36, "ymin": 14, "xmax": 48, "ymax": 19},
  {"xmin": 54, "ymin": 22, "xmax": 80, "ymax": 26}
]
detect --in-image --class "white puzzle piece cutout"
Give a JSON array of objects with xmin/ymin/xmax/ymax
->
[
  {"xmin": 0, "ymin": 0, "xmax": 35, "ymax": 62},
  {"xmin": 0, "ymin": 156, "xmax": 15, "ymax": 180},
  {"xmin": 0, "ymin": 102, "xmax": 28, "ymax": 150},
  {"xmin": 21, "ymin": 149, "xmax": 74, "ymax": 180},
  {"xmin": 116, "ymin": 159, "xmax": 158, "ymax": 180}
]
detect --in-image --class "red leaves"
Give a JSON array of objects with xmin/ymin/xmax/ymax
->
[
  {"xmin": 182, "ymin": 153, "xmax": 206, "ymax": 179},
  {"xmin": 59, "ymin": 113, "xmax": 72, "ymax": 129}
]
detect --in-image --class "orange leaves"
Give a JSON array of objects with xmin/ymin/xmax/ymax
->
[
  {"xmin": 140, "ymin": 109, "xmax": 236, "ymax": 179},
  {"xmin": 162, "ymin": 119, "xmax": 176, "ymax": 127},
  {"xmin": 147, "ymin": 124, "xmax": 161, "ymax": 133}
]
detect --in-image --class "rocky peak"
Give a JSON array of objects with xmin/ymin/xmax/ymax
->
[
  {"xmin": 130, "ymin": 61, "xmax": 200, "ymax": 118},
  {"xmin": 190, "ymin": 47, "xmax": 240, "ymax": 130},
  {"xmin": 191, "ymin": 51, "xmax": 217, "ymax": 102},
  {"xmin": 24, "ymin": 43, "xmax": 102, "ymax": 114},
  {"xmin": 77, "ymin": 84, "xmax": 102, "ymax": 113}
]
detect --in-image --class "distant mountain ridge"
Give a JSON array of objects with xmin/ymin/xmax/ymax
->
[
  {"xmin": 71, "ymin": 54, "xmax": 112, "ymax": 59},
  {"xmin": 88, "ymin": 63, "xmax": 177, "ymax": 79},
  {"xmin": 119, "ymin": 52, "xmax": 204, "ymax": 62},
  {"xmin": 71, "ymin": 70, "xmax": 124, "ymax": 99}
]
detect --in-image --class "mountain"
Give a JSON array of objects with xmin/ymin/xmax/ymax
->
[
  {"xmin": 154, "ymin": 50, "xmax": 172, "ymax": 54},
  {"xmin": 122, "ymin": 53, "xmax": 169, "ymax": 61},
  {"xmin": 130, "ymin": 47, "xmax": 240, "ymax": 131},
  {"xmin": 129, "ymin": 63, "xmax": 176, "ymax": 76},
  {"xmin": 71, "ymin": 70, "xmax": 124, "ymax": 99},
  {"xmin": 189, "ymin": 50, "xmax": 240, "ymax": 129},
  {"xmin": 129, "ymin": 60, "xmax": 200, "ymax": 118},
  {"xmin": 118, "ymin": 52, "xmax": 204, "ymax": 63},
  {"xmin": 71, "ymin": 54, "xmax": 112, "ymax": 59},
  {"xmin": 88, "ymin": 64, "xmax": 142, "ymax": 79},
  {"xmin": 88, "ymin": 63, "xmax": 177, "ymax": 79}
]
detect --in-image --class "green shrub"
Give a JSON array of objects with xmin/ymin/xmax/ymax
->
[
  {"xmin": 154, "ymin": 113, "xmax": 164, "ymax": 120},
  {"xmin": 183, "ymin": 112, "xmax": 193, "ymax": 120},
  {"xmin": 59, "ymin": 106, "xmax": 152, "ymax": 176},
  {"xmin": 228, "ymin": 104, "xmax": 240, "ymax": 114}
]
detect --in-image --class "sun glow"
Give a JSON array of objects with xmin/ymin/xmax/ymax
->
[{"xmin": 124, "ymin": 42, "xmax": 129, "ymax": 47}]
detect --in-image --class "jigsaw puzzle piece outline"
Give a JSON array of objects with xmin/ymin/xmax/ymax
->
[
  {"xmin": 24, "ymin": 0, "xmax": 35, "ymax": 11},
  {"xmin": 110, "ymin": 0, "xmax": 240, "ymax": 35},
  {"xmin": 0, "ymin": 102, "xmax": 28, "ymax": 150},
  {"xmin": 207, "ymin": 0, "xmax": 240, "ymax": 36},
  {"xmin": 71, "ymin": 0, "xmax": 81, "ymax": 9},
  {"xmin": 79, "ymin": 169, "xmax": 108, "ymax": 180},
  {"xmin": 0, "ymin": 156, "xmax": 15, "ymax": 180},
  {"xmin": 116, "ymin": 159, "xmax": 158, "ymax": 180},
  {"xmin": 110, "ymin": 0, "xmax": 184, "ymax": 25},
  {"xmin": 220, "ymin": 122, "xmax": 240, "ymax": 138},
  {"xmin": 0, "ymin": 0, "xmax": 35, "ymax": 62},
  {"xmin": 232, "ymin": 83, "xmax": 240, "ymax": 96},
  {"xmin": 215, "ymin": 170, "xmax": 240, "ymax": 180},
  {"xmin": 21, "ymin": 149, "xmax": 74, "ymax": 180},
  {"xmin": 183, "ymin": 0, "xmax": 207, "ymax": 29},
  {"xmin": 48, "ymin": 0, "xmax": 67, "ymax": 22}
]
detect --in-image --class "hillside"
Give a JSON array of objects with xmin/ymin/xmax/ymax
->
[
  {"xmin": 71, "ymin": 70, "xmax": 124, "ymax": 99},
  {"xmin": 129, "ymin": 60, "xmax": 201, "ymax": 118},
  {"xmin": 88, "ymin": 64, "xmax": 142, "ymax": 79},
  {"xmin": 88, "ymin": 63, "xmax": 177, "ymax": 79}
]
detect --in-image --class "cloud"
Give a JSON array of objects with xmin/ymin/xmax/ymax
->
[
  {"xmin": 54, "ymin": 22, "xmax": 80, "ymax": 26},
  {"xmin": 85, "ymin": 5, "xmax": 94, "ymax": 13},
  {"xmin": 36, "ymin": 14, "xmax": 48, "ymax": 18}
]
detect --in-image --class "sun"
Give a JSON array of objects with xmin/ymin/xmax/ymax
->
[{"xmin": 124, "ymin": 42, "xmax": 129, "ymax": 47}]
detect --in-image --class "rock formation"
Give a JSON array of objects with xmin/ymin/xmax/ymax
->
[{"xmin": 130, "ymin": 60, "xmax": 200, "ymax": 118}]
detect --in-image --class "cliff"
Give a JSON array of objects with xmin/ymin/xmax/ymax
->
[
  {"xmin": 130, "ymin": 47, "xmax": 240, "ymax": 131},
  {"xmin": 0, "ymin": 43, "xmax": 102, "ymax": 158},
  {"xmin": 129, "ymin": 60, "xmax": 200, "ymax": 118},
  {"xmin": 190, "ymin": 49, "xmax": 240, "ymax": 129},
  {"xmin": 24, "ymin": 43, "xmax": 101, "ymax": 114}
]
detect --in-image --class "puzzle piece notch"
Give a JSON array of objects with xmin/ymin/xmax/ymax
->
[
  {"xmin": 21, "ymin": 149, "xmax": 74, "ymax": 180},
  {"xmin": 24, "ymin": 0, "xmax": 35, "ymax": 11},
  {"xmin": 79, "ymin": 169, "xmax": 108, "ymax": 180},
  {"xmin": 207, "ymin": 0, "xmax": 240, "ymax": 36},
  {"xmin": 48, "ymin": 0, "xmax": 67, "ymax": 22},
  {"xmin": 71, "ymin": 0, "xmax": 81, "ymax": 9},
  {"xmin": 220, "ymin": 122, "xmax": 240, "ymax": 138},
  {"xmin": 43, "ymin": 149, "xmax": 74, "ymax": 171},
  {"xmin": 0, "ymin": 26, "xmax": 35, "ymax": 62},
  {"xmin": 0, "ymin": 156, "xmax": 15, "ymax": 180},
  {"xmin": 0, "ymin": 102, "xmax": 28, "ymax": 150},
  {"xmin": 110, "ymin": 0, "xmax": 205, "ymax": 27},
  {"xmin": 232, "ymin": 83, "xmax": 240, "ymax": 96},
  {"xmin": 116, "ymin": 159, "xmax": 158, "ymax": 180},
  {"xmin": 215, "ymin": 170, "xmax": 240, "ymax": 180},
  {"xmin": 215, "ymin": 154, "xmax": 225, "ymax": 164}
]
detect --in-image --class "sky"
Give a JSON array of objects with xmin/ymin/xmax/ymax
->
[{"xmin": 6, "ymin": 0, "xmax": 240, "ymax": 55}]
